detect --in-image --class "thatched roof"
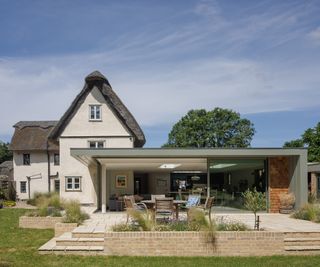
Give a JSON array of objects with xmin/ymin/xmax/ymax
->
[
  {"xmin": 49, "ymin": 71, "xmax": 145, "ymax": 147},
  {"xmin": 0, "ymin": 161, "xmax": 13, "ymax": 170},
  {"xmin": 10, "ymin": 121, "xmax": 59, "ymax": 151}
]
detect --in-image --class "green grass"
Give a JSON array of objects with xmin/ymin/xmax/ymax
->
[{"xmin": 2, "ymin": 209, "xmax": 320, "ymax": 266}]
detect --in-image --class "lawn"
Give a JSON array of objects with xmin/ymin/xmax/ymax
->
[{"xmin": 1, "ymin": 209, "xmax": 320, "ymax": 267}]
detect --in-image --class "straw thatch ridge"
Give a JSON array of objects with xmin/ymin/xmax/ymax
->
[
  {"xmin": 49, "ymin": 71, "xmax": 145, "ymax": 147},
  {"xmin": 10, "ymin": 121, "xmax": 59, "ymax": 151}
]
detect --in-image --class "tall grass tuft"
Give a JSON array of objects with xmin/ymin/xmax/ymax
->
[
  {"xmin": 63, "ymin": 200, "xmax": 89, "ymax": 224},
  {"xmin": 292, "ymin": 203, "xmax": 320, "ymax": 222}
]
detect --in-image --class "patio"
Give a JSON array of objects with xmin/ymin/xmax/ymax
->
[{"xmin": 81, "ymin": 207, "xmax": 320, "ymax": 232}]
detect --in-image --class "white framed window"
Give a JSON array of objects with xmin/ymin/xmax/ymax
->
[
  {"xmin": 65, "ymin": 176, "xmax": 81, "ymax": 191},
  {"xmin": 20, "ymin": 181, "xmax": 27, "ymax": 193},
  {"xmin": 89, "ymin": 105, "xmax": 101, "ymax": 121},
  {"xmin": 23, "ymin": 154, "xmax": 30, "ymax": 165},
  {"xmin": 88, "ymin": 140, "xmax": 105, "ymax": 148}
]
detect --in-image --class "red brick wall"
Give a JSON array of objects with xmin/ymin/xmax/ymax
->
[{"xmin": 269, "ymin": 157, "xmax": 290, "ymax": 213}]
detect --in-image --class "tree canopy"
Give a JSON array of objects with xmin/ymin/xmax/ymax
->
[
  {"xmin": 283, "ymin": 122, "xmax": 320, "ymax": 162},
  {"xmin": 0, "ymin": 142, "xmax": 12, "ymax": 164},
  {"xmin": 163, "ymin": 108, "xmax": 255, "ymax": 148}
]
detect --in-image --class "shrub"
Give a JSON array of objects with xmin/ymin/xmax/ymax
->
[
  {"xmin": 280, "ymin": 193, "xmax": 295, "ymax": 207},
  {"xmin": 63, "ymin": 200, "xmax": 89, "ymax": 224},
  {"xmin": 25, "ymin": 210, "xmax": 39, "ymax": 217},
  {"xmin": 308, "ymin": 192, "xmax": 318, "ymax": 204},
  {"xmin": 216, "ymin": 217, "xmax": 249, "ymax": 231},
  {"xmin": 112, "ymin": 223, "xmax": 140, "ymax": 232},
  {"xmin": 292, "ymin": 203, "xmax": 320, "ymax": 222},
  {"xmin": 26, "ymin": 192, "xmax": 64, "ymax": 217},
  {"xmin": 128, "ymin": 209, "xmax": 154, "ymax": 231},
  {"xmin": 3, "ymin": 200, "xmax": 16, "ymax": 207}
]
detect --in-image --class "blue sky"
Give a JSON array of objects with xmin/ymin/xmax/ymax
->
[{"xmin": 0, "ymin": 0, "xmax": 319, "ymax": 147}]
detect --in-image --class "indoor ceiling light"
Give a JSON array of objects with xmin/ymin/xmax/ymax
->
[
  {"xmin": 172, "ymin": 170, "xmax": 204, "ymax": 173},
  {"xmin": 159, "ymin": 164, "xmax": 181, "ymax": 169},
  {"xmin": 210, "ymin": 163, "xmax": 237, "ymax": 169},
  {"xmin": 191, "ymin": 175, "xmax": 201, "ymax": 181}
]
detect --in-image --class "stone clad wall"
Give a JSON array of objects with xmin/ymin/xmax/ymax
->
[
  {"xmin": 19, "ymin": 216, "xmax": 63, "ymax": 229},
  {"xmin": 269, "ymin": 157, "xmax": 290, "ymax": 213},
  {"xmin": 104, "ymin": 231, "xmax": 284, "ymax": 256}
]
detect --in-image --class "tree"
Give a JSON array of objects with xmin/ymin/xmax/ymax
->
[
  {"xmin": 242, "ymin": 188, "xmax": 266, "ymax": 230},
  {"xmin": 0, "ymin": 141, "xmax": 12, "ymax": 164},
  {"xmin": 163, "ymin": 108, "xmax": 255, "ymax": 148},
  {"xmin": 283, "ymin": 122, "xmax": 320, "ymax": 162}
]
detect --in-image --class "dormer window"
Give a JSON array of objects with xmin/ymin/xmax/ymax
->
[{"xmin": 89, "ymin": 105, "xmax": 101, "ymax": 121}]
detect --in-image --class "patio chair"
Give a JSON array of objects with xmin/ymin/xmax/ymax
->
[
  {"xmin": 186, "ymin": 194, "xmax": 201, "ymax": 219},
  {"xmin": 123, "ymin": 195, "xmax": 148, "ymax": 224},
  {"xmin": 186, "ymin": 194, "xmax": 201, "ymax": 208},
  {"xmin": 154, "ymin": 197, "xmax": 175, "ymax": 222},
  {"xmin": 198, "ymin": 196, "xmax": 215, "ymax": 222}
]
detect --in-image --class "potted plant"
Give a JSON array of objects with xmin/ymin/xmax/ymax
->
[{"xmin": 279, "ymin": 193, "xmax": 295, "ymax": 214}]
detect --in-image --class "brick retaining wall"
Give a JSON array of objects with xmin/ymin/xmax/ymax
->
[
  {"xmin": 104, "ymin": 231, "xmax": 284, "ymax": 256},
  {"xmin": 55, "ymin": 222, "xmax": 78, "ymax": 237},
  {"xmin": 19, "ymin": 216, "xmax": 63, "ymax": 229}
]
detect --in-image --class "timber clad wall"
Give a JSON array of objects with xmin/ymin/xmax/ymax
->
[
  {"xmin": 104, "ymin": 231, "xmax": 284, "ymax": 256},
  {"xmin": 269, "ymin": 157, "xmax": 290, "ymax": 213}
]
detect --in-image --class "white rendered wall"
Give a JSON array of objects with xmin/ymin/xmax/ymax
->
[
  {"xmin": 61, "ymin": 87, "xmax": 131, "ymax": 137},
  {"xmin": 13, "ymin": 151, "xmax": 60, "ymax": 200},
  {"xmin": 59, "ymin": 87, "xmax": 134, "ymax": 205}
]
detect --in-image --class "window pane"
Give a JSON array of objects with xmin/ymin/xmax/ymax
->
[
  {"xmin": 90, "ymin": 106, "xmax": 95, "ymax": 119},
  {"xmin": 89, "ymin": 142, "xmax": 96, "ymax": 148},
  {"xmin": 97, "ymin": 142, "xmax": 104, "ymax": 148},
  {"xmin": 23, "ymin": 154, "xmax": 30, "ymax": 165},
  {"xmin": 20, "ymin": 181, "xmax": 26, "ymax": 193},
  {"xmin": 54, "ymin": 180, "xmax": 60, "ymax": 192},
  {"xmin": 54, "ymin": 154, "xmax": 60, "ymax": 165},
  {"xmin": 96, "ymin": 106, "xmax": 101, "ymax": 119}
]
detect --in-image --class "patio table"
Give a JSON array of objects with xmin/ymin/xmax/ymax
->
[{"xmin": 142, "ymin": 200, "xmax": 187, "ymax": 219}]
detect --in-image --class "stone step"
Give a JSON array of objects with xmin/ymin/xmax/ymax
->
[
  {"xmin": 285, "ymin": 245, "xmax": 320, "ymax": 251},
  {"xmin": 72, "ymin": 232, "xmax": 105, "ymax": 238},
  {"xmin": 71, "ymin": 226, "xmax": 105, "ymax": 238},
  {"xmin": 56, "ymin": 237, "xmax": 104, "ymax": 247}
]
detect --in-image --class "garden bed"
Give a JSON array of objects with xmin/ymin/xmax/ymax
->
[{"xmin": 19, "ymin": 216, "xmax": 63, "ymax": 229}]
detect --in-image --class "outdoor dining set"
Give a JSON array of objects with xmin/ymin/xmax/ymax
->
[{"xmin": 123, "ymin": 194, "xmax": 215, "ymax": 223}]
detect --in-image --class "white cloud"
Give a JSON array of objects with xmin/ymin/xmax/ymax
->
[
  {"xmin": 0, "ymin": 0, "xmax": 319, "ymax": 138},
  {"xmin": 308, "ymin": 27, "xmax": 320, "ymax": 44},
  {"xmin": 0, "ymin": 52, "xmax": 319, "ymax": 138}
]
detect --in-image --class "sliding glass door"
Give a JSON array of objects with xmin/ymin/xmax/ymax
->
[{"xmin": 209, "ymin": 158, "xmax": 267, "ymax": 211}]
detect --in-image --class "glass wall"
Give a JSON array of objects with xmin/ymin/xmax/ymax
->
[{"xmin": 209, "ymin": 159, "xmax": 267, "ymax": 211}]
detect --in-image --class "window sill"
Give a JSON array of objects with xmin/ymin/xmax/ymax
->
[
  {"xmin": 65, "ymin": 190, "xmax": 82, "ymax": 192},
  {"xmin": 89, "ymin": 119, "xmax": 102, "ymax": 122}
]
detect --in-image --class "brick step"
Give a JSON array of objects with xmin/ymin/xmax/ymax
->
[
  {"xmin": 39, "ymin": 245, "xmax": 105, "ymax": 255},
  {"xmin": 56, "ymin": 237, "xmax": 104, "ymax": 247},
  {"xmin": 285, "ymin": 237, "xmax": 320, "ymax": 242},
  {"xmin": 284, "ymin": 232, "xmax": 320, "ymax": 238},
  {"xmin": 285, "ymin": 237, "xmax": 320, "ymax": 246},
  {"xmin": 285, "ymin": 245, "xmax": 320, "ymax": 251}
]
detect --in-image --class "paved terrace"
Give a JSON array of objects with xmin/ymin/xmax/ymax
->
[{"xmin": 81, "ymin": 207, "xmax": 320, "ymax": 233}]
